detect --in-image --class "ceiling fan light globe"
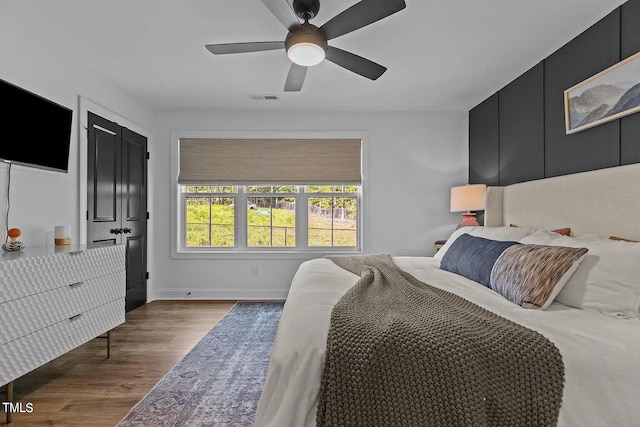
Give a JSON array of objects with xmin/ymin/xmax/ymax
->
[
  {"xmin": 287, "ymin": 42, "xmax": 325, "ymax": 66},
  {"xmin": 285, "ymin": 23, "xmax": 327, "ymax": 67}
]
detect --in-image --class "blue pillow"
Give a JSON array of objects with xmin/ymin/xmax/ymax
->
[{"xmin": 439, "ymin": 233, "xmax": 519, "ymax": 287}]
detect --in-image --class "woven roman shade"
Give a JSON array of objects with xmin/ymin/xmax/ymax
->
[{"xmin": 178, "ymin": 138, "xmax": 361, "ymax": 184}]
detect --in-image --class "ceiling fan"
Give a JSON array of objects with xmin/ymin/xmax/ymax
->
[{"xmin": 205, "ymin": 0, "xmax": 406, "ymax": 92}]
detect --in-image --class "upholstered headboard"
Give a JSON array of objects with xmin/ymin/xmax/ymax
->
[{"xmin": 484, "ymin": 164, "xmax": 640, "ymax": 241}]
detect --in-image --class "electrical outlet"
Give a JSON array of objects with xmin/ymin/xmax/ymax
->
[{"xmin": 252, "ymin": 265, "xmax": 260, "ymax": 276}]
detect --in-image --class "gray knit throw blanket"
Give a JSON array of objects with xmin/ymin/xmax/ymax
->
[{"xmin": 316, "ymin": 254, "xmax": 564, "ymax": 427}]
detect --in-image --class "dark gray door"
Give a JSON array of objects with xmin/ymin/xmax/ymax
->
[{"xmin": 87, "ymin": 112, "xmax": 148, "ymax": 312}]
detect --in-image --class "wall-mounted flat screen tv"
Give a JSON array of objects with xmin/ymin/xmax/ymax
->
[{"xmin": 0, "ymin": 78, "xmax": 73, "ymax": 173}]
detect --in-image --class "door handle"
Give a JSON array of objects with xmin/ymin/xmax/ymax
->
[
  {"xmin": 110, "ymin": 228, "xmax": 123, "ymax": 234},
  {"xmin": 122, "ymin": 228, "xmax": 132, "ymax": 234}
]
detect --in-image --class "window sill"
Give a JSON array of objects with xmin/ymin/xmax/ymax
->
[{"xmin": 171, "ymin": 248, "xmax": 363, "ymax": 260}]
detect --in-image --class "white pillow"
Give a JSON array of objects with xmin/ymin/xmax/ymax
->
[
  {"xmin": 520, "ymin": 230, "xmax": 640, "ymax": 318},
  {"xmin": 435, "ymin": 226, "xmax": 537, "ymax": 260}
]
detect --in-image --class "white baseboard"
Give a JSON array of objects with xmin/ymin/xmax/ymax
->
[{"xmin": 150, "ymin": 289, "xmax": 288, "ymax": 301}]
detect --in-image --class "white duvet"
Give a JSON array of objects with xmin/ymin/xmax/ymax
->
[{"xmin": 254, "ymin": 257, "xmax": 640, "ymax": 427}]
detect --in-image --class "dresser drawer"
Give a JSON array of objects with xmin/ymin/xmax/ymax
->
[
  {"xmin": 0, "ymin": 245, "xmax": 125, "ymax": 303},
  {"xmin": 0, "ymin": 298, "xmax": 124, "ymax": 385},
  {"xmin": 0, "ymin": 270, "xmax": 125, "ymax": 345}
]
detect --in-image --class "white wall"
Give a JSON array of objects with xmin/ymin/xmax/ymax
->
[
  {"xmin": 2, "ymin": 14, "xmax": 469, "ymax": 303},
  {"xmin": 0, "ymin": 20, "xmax": 154, "ymax": 250},
  {"xmin": 151, "ymin": 110, "xmax": 468, "ymax": 300}
]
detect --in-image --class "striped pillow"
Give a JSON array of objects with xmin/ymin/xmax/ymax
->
[{"xmin": 491, "ymin": 244, "xmax": 588, "ymax": 309}]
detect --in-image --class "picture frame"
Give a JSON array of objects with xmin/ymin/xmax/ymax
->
[{"xmin": 564, "ymin": 50, "xmax": 640, "ymax": 134}]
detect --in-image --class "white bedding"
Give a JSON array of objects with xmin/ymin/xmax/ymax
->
[{"xmin": 254, "ymin": 256, "xmax": 640, "ymax": 427}]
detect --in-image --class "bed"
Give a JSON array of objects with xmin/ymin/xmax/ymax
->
[{"xmin": 254, "ymin": 164, "xmax": 640, "ymax": 427}]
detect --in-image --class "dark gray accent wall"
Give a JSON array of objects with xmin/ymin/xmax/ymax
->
[
  {"xmin": 469, "ymin": 0, "xmax": 640, "ymax": 185},
  {"xmin": 622, "ymin": 0, "xmax": 640, "ymax": 56},
  {"xmin": 499, "ymin": 63, "xmax": 545, "ymax": 185},
  {"xmin": 621, "ymin": 0, "xmax": 640, "ymax": 165},
  {"xmin": 544, "ymin": 10, "xmax": 620, "ymax": 177},
  {"xmin": 469, "ymin": 94, "xmax": 499, "ymax": 185}
]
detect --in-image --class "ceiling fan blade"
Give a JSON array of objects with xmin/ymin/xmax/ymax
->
[
  {"xmin": 261, "ymin": 0, "xmax": 300, "ymax": 30},
  {"xmin": 205, "ymin": 41, "xmax": 285, "ymax": 55},
  {"xmin": 320, "ymin": 0, "xmax": 406, "ymax": 41},
  {"xmin": 284, "ymin": 63, "xmax": 308, "ymax": 92},
  {"xmin": 325, "ymin": 46, "xmax": 386, "ymax": 80}
]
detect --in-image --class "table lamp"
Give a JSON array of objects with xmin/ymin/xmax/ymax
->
[{"xmin": 450, "ymin": 184, "xmax": 486, "ymax": 229}]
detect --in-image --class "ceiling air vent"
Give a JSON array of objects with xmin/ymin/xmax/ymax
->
[{"xmin": 249, "ymin": 94, "xmax": 279, "ymax": 100}]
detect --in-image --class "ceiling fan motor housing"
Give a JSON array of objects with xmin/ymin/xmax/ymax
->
[
  {"xmin": 293, "ymin": 0, "xmax": 320, "ymax": 20},
  {"xmin": 285, "ymin": 23, "xmax": 328, "ymax": 54}
]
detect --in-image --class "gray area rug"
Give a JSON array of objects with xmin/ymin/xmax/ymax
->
[{"xmin": 118, "ymin": 301, "xmax": 284, "ymax": 427}]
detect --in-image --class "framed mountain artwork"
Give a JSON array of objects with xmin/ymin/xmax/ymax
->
[{"xmin": 564, "ymin": 50, "xmax": 640, "ymax": 134}]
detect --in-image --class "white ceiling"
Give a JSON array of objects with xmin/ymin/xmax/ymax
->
[{"xmin": 2, "ymin": 0, "xmax": 628, "ymax": 112}]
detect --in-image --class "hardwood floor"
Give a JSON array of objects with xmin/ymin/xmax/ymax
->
[{"xmin": 1, "ymin": 300, "xmax": 237, "ymax": 426}]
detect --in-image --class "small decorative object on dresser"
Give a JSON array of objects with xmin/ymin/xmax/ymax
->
[
  {"xmin": 54, "ymin": 225, "xmax": 72, "ymax": 246},
  {"xmin": 2, "ymin": 228, "xmax": 25, "ymax": 252}
]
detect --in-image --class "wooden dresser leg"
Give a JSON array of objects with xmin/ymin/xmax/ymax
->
[{"xmin": 6, "ymin": 381, "xmax": 13, "ymax": 424}]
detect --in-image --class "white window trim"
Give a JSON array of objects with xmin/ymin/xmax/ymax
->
[{"xmin": 170, "ymin": 130, "xmax": 370, "ymax": 260}]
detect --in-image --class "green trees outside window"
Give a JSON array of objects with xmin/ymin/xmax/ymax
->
[{"xmin": 182, "ymin": 185, "xmax": 359, "ymax": 249}]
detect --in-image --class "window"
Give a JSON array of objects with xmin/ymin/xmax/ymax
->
[
  {"xmin": 306, "ymin": 186, "xmax": 358, "ymax": 247},
  {"xmin": 246, "ymin": 186, "xmax": 297, "ymax": 248},
  {"xmin": 184, "ymin": 186, "xmax": 236, "ymax": 247},
  {"xmin": 177, "ymin": 138, "xmax": 362, "ymax": 254},
  {"xmin": 181, "ymin": 185, "xmax": 360, "ymax": 251}
]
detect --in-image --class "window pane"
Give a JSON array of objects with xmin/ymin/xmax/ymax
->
[
  {"xmin": 272, "ymin": 185, "xmax": 296, "ymax": 193},
  {"xmin": 246, "ymin": 185, "xmax": 296, "ymax": 193},
  {"xmin": 334, "ymin": 197, "xmax": 357, "ymax": 247},
  {"xmin": 247, "ymin": 198, "xmax": 271, "ymax": 246},
  {"xmin": 186, "ymin": 223, "xmax": 210, "ymax": 247},
  {"xmin": 183, "ymin": 185, "xmax": 237, "ymax": 194},
  {"xmin": 305, "ymin": 185, "xmax": 358, "ymax": 193},
  {"xmin": 210, "ymin": 224, "xmax": 234, "ymax": 246},
  {"xmin": 245, "ymin": 185, "xmax": 267, "ymax": 193},
  {"xmin": 210, "ymin": 197, "xmax": 235, "ymax": 246},
  {"xmin": 185, "ymin": 196, "xmax": 235, "ymax": 247},
  {"xmin": 213, "ymin": 186, "xmax": 237, "ymax": 193},
  {"xmin": 308, "ymin": 197, "xmax": 332, "ymax": 246},
  {"xmin": 308, "ymin": 197, "xmax": 357, "ymax": 247},
  {"xmin": 305, "ymin": 185, "xmax": 333, "ymax": 193},
  {"xmin": 273, "ymin": 197, "xmax": 295, "ymax": 246},
  {"xmin": 186, "ymin": 197, "xmax": 210, "ymax": 246},
  {"xmin": 334, "ymin": 228, "xmax": 357, "ymax": 246},
  {"xmin": 247, "ymin": 197, "xmax": 295, "ymax": 247},
  {"xmin": 185, "ymin": 185, "xmax": 212, "ymax": 193}
]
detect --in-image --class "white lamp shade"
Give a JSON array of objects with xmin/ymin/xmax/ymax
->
[
  {"xmin": 287, "ymin": 42, "xmax": 326, "ymax": 66},
  {"xmin": 450, "ymin": 184, "xmax": 487, "ymax": 212}
]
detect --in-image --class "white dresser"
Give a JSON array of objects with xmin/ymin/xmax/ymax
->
[{"xmin": 0, "ymin": 244, "xmax": 126, "ymax": 418}]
